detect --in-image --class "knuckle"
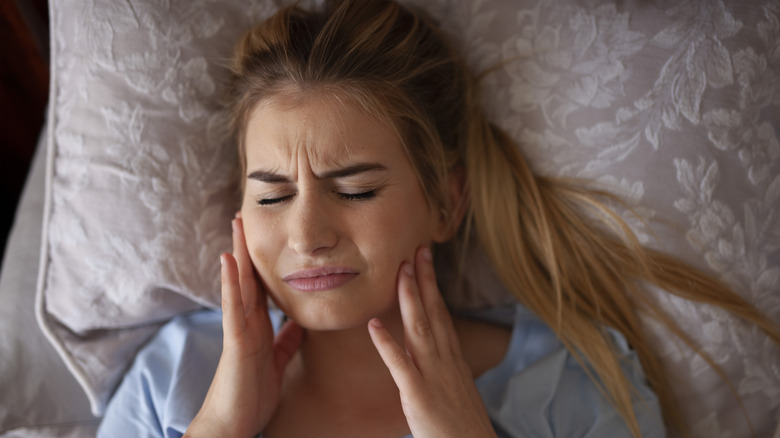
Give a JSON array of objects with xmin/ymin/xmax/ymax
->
[
  {"xmin": 391, "ymin": 350, "xmax": 411, "ymax": 368},
  {"xmin": 414, "ymin": 318, "xmax": 433, "ymax": 338},
  {"xmin": 431, "ymin": 306, "xmax": 449, "ymax": 325}
]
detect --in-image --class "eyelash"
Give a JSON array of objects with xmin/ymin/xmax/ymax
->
[
  {"xmin": 256, "ymin": 190, "xmax": 377, "ymax": 206},
  {"xmin": 338, "ymin": 190, "xmax": 376, "ymax": 201},
  {"xmin": 257, "ymin": 195, "xmax": 292, "ymax": 206}
]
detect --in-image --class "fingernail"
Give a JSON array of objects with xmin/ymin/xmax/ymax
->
[
  {"xmin": 370, "ymin": 318, "xmax": 383, "ymax": 328},
  {"xmin": 220, "ymin": 254, "xmax": 225, "ymax": 265},
  {"xmin": 235, "ymin": 211, "xmax": 242, "ymax": 218},
  {"xmin": 421, "ymin": 247, "xmax": 432, "ymax": 262},
  {"xmin": 403, "ymin": 263, "xmax": 415, "ymax": 277}
]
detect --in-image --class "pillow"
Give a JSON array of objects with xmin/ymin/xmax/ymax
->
[
  {"xmin": 0, "ymin": 135, "xmax": 98, "ymax": 436},
  {"xmin": 38, "ymin": 0, "xmax": 779, "ymax": 436},
  {"xmin": 38, "ymin": 0, "xmax": 295, "ymax": 414}
]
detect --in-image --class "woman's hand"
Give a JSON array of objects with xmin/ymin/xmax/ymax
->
[
  {"xmin": 367, "ymin": 247, "xmax": 497, "ymax": 438},
  {"xmin": 186, "ymin": 216, "xmax": 304, "ymax": 438}
]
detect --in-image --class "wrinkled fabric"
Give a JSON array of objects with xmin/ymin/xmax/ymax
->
[{"xmin": 98, "ymin": 304, "xmax": 664, "ymax": 437}]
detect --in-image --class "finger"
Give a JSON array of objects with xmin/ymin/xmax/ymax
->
[
  {"xmin": 232, "ymin": 217, "xmax": 262, "ymax": 313},
  {"xmin": 273, "ymin": 319, "xmax": 304, "ymax": 372},
  {"xmin": 415, "ymin": 247, "xmax": 461, "ymax": 359},
  {"xmin": 414, "ymin": 247, "xmax": 452, "ymax": 355},
  {"xmin": 368, "ymin": 318, "xmax": 422, "ymax": 391},
  {"xmin": 220, "ymin": 253, "xmax": 246, "ymax": 338},
  {"xmin": 397, "ymin": 262, "xmax": 438, "ymax": 363}
]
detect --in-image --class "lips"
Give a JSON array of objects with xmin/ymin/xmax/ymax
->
[{"xmin": 283, "ymin": 267, "xmax": 359, "ymax": 292}]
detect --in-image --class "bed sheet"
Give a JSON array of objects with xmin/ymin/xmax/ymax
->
[{"xmin": 0, "ymin": 129, "xmax": 98, "ymax": 436}]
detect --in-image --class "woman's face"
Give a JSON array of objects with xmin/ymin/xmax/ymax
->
[{"xmin": 241, "ymin": 93, "xmax": 445, "ymax": 331}]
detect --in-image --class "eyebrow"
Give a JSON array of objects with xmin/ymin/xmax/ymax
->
[{"xmin": 247, "ymin": 163, "xmax": 388, "ymax": 183}]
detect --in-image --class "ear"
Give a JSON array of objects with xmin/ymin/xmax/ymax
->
[{"xmin": 432, "ymin": 166, "xmax": 468, "ymax": 243}]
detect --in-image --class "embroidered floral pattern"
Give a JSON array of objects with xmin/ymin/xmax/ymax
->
[{"xmin": 41, "ymin": 0, "xmax": 778, "ymax": 435}]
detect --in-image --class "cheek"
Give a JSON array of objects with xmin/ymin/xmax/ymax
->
[
  {"xmin": 359, "ymin": 195, "xmax": 436, "ymax": 268},
  {"xmin": 240, "ymin": 213, "xmax": 280, "ymax": 281}
]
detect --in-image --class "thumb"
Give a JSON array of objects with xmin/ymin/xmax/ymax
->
[{"xmin": 273, "ymin": 320, "xmax": 304, "ymax": 371}]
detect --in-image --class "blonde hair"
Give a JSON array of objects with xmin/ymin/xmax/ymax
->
[{"xmin": 225, "ymin": 0, "xmax": 780, "ymax": 436}]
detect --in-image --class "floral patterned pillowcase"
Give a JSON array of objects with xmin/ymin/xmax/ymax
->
[
  {"xmin": 38, "ymin": 0, "xmax": 778, "ymax": 435},
  {"xmin": 445, "ymin": 2, "xmax": 780, "ymax": 435},
  {"xmin": 37, "ymin": 0, "xmax": 287, "ymax": 414}
]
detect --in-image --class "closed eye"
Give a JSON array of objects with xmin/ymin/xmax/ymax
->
[
  {"xmin": 257, "ymin": 195, "xmax": 293, "ymax": 206},
  {"xmin": 256, "ymin": 190, "xmax": 377, "ymax": 205},
  {"xmin": 338, "ymin": 190, "xmax": 376, "ymax": 201}
]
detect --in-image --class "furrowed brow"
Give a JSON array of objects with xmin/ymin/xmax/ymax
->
[
  {"xmin": 246, "ymin": 163, "xmax": 387, "ymax": 183},
  {"xmin": 319, "ymin": 163, "xmax": 387, "ymax": 179},
  {"xmin": 247, "ymin": 170, "xmax": 291, "ymax": 184}
]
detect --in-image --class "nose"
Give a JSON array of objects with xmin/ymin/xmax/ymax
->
[{"xmin": 287, "ymin": 190, "xmax": 339, "ymax": 256}]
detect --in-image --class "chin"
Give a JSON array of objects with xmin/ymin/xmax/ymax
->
[{"xmin": 273, "ymin": 292, "xmax": 398, "ymax": 332}]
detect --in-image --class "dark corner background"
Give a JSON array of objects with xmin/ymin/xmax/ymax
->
[{"xmin": 0, "ymin": 0, "xmax": 49, "ymax": 267}]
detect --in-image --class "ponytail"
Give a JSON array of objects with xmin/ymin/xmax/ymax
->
[{"xmin": 460, "ymin": 78, "xmax": 780, "ymax": 436}]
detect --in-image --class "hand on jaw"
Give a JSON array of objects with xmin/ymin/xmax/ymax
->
[
  {"xmin": 368, "ymin": 247, "xmax": 497, "ymax": 438},
  {"xmin": 186, "ymin": 215, "xmax": 303, "ymax": 438},
  {"xmin": 187, "ymin": 219, "xmax": 495, "ymax": 438}
]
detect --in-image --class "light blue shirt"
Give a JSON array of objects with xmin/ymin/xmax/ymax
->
[{"xmin": 98, "ymin": 305, "xmax": 665, "ymax": 437}]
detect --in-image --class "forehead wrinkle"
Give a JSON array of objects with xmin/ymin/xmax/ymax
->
[
  {"xmin": 249, "ymin": 88, "xmax": 400, "ymax": 182},
  {"xmin": 330, "ymin": 93, "xmax": 356, "ymax": 161},
  {"xmin": 300, "ymin": 95, "xmax": 362, "ymax": 174}
]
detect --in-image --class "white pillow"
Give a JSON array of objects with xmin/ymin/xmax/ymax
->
[{"xmin": 37, "ymin": 0, "xmax": 779, "ymax": 436}]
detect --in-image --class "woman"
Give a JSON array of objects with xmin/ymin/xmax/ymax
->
[{"xmin": 98, "ymin": 0, "xmax": 779, "ymax": 437}]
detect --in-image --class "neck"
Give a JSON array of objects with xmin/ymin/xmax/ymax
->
[
  {"xmin": 290, "ymin": 308, "xmax": 405, "ymax": 401},
  {"xmin": 268, "ymin": 307, "xmax": 412, "ymax": 437}
]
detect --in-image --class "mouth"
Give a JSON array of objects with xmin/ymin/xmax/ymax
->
[{"xmin": 283, "ymin": 267, "xmax": 359, "ymax": 292}]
